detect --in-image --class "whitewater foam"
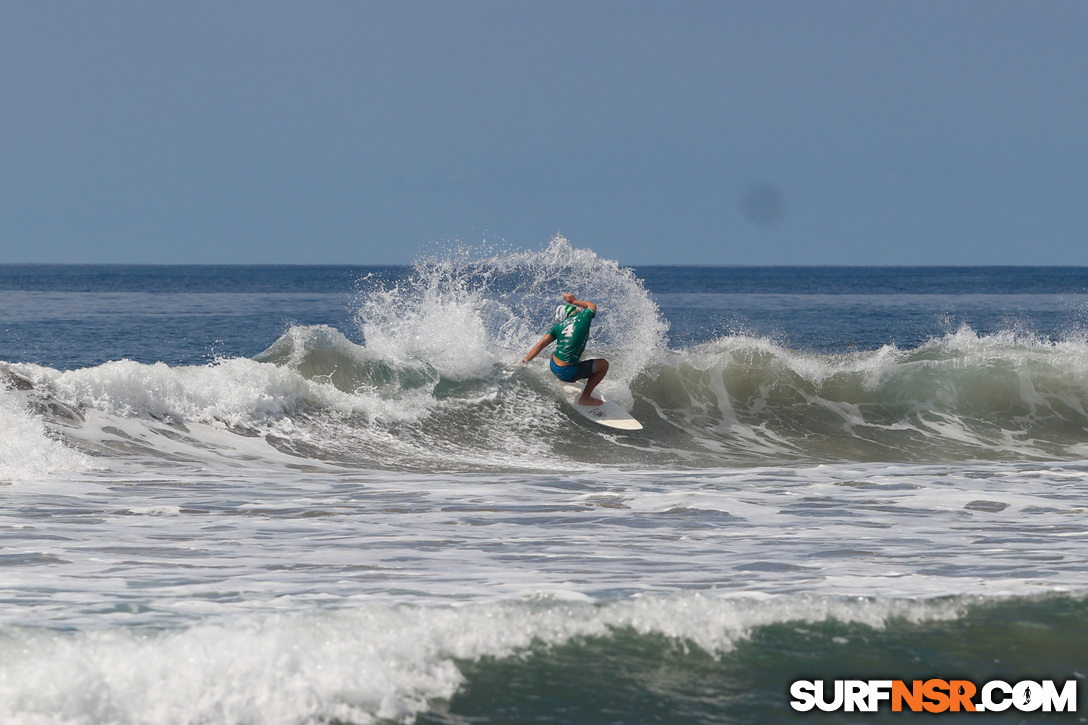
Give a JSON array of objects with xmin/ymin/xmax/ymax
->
[
  {"xmin": 0, "ymin": 380, "xmax": 89, "ymax": 482},
  {"xmin": 0, "ymin": 593, "xmax": 971, "ymax": 725}
]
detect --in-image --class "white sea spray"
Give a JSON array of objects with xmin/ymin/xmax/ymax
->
[{"xmin": 0, "ymin": 383, "xmax": 88, "ymax": 482}]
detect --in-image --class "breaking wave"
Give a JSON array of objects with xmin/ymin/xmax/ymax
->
[
  {"xmin": 6, "ymin": 237, "xmax": 1088, "ymax": 475},
  {"xmin": 0, "ymin": 592, "xmax": 971, "ymax": 725},
  {"xmin": 2, "ymin": 591, "xmax": 1083, "ymax": 725}
]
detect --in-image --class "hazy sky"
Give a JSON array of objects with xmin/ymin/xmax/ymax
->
[{"xmin": 2, "ymin": 1, "xmax": 1086, "ymax": 265}]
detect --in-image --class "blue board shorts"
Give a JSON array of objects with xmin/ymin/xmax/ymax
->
[{"xmin": 550, "ymin": 357, "xmax": 598, "ymax": 382}]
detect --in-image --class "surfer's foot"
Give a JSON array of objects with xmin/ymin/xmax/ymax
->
[{"xmin": 578, "ymin": 395, "xmax": 603, "ymax": 406}]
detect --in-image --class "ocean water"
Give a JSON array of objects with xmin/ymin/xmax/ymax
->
[{"xmin": 1, "ymin": 236, "xmax": 1086, "ymax": 723}]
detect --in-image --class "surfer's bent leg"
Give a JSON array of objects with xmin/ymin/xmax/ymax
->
[{"xmin": 578, "ymin": 359, "xmax": 608, "ymax": 406}]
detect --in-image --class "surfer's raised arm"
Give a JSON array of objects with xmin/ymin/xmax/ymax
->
[{"xmin": 561, "ymin": 292, "xmax": 596, "ymax": 314}]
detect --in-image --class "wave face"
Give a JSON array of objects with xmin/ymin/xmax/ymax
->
[
  {"xmin": 5, "ymin": 239, "xmax": 1088, "ymax": 475},
  {"xmin": 636, "ymin": 328, "xmax": 1088, "ymax": 464}
]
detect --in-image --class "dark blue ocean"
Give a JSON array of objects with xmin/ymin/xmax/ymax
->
[{"xmin": 1, "ymin": 238, "xmax": 1086, "ymax": 723}]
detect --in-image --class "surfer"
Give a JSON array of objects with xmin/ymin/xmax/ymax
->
[{"xmin": 522, "ymin": 293, "xmax": 609, "ymax": 406}]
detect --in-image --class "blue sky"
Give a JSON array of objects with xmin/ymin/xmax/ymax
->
[{"xmin": 2, "ymin": 1, "xmax": 1086, "ymax": 265}]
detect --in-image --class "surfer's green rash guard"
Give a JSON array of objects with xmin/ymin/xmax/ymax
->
[{"xmin": 548, "ymin": 308, "xmax": 595, "ymax": 363}]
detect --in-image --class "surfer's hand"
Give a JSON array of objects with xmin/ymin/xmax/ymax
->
[{"xmin": 561, "ymin": 293, "xmax": 576, "ymax": 304}]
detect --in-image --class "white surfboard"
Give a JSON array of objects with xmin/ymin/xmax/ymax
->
[{"xmin": 559, "ymin": 382, "xmax": 643, "ymax": 431}]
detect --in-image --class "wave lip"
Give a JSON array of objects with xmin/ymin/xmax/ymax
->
[{"xmin": 637, "ymin": 326, "xmax": 1088, "ymax": 464}]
